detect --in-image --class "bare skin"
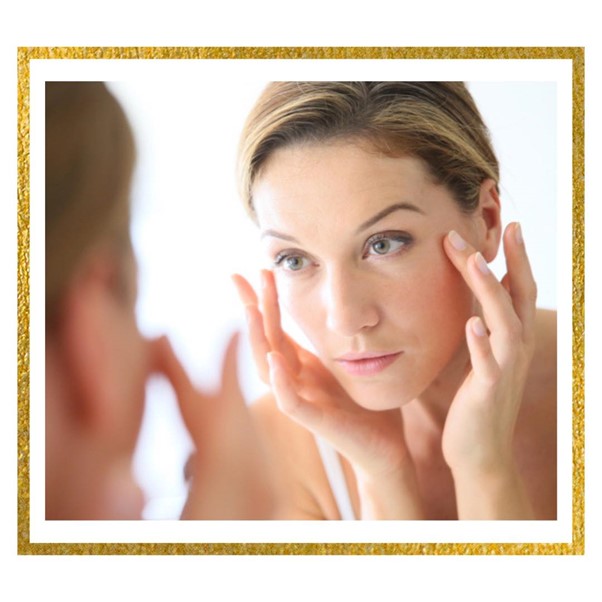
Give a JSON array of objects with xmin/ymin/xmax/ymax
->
[
  {"xmin": 245, "ymin": 305, "xmax": 556, "ymax": 520},
  {"xmin": 234, "ymin": 142, "xmax": 557, "ymax": 520}
]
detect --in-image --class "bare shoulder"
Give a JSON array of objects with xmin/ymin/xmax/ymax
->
[
  {"xmin": 515, "ymin": 308, "xmax": 557, "ymax": 518},
  {"xmin": 250, "ymin": 392, "xmax": 339, "ymax": 519}
]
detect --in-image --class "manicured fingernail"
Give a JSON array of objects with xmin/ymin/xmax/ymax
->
[
  {"xmin": 514, "ymin": 223, "xmax": 523, "ymax": 245},
  {"xmin": 472, "ymin": 316, "xmax": 487, "ymax": 337},
  {"xmin": 475, "ymin": 252, "xmax": 490, "ymax": 275},
  {"xmin": 449, "ymin": 230, "xmax": 467, "ymax": 251}
]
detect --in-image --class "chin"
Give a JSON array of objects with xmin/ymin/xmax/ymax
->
[{"xmin": 336, "ymin": 376, "xmax": 420, "ymax": 412}]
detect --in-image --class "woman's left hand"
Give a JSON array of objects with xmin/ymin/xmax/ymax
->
[{"xmin": 441, "ymin": 222, "xmax": 537, "ymax": 518}]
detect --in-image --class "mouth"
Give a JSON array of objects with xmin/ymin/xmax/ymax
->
[{"xmin": 334, "ymin": 351, "xmax": 402, "ymax": 376}]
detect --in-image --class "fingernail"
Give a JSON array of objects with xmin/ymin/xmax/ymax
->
[
  {"xmin": 449, "ymin": 230, "xmax": 467, "ymax": 251},
  {"xmin": 514, "ymin": 223, "xmax": 523, "ymax": 245},
  {"xmin": 472, "ymin": 316, "xmax": 487, "ymax": 337},
  {"xmin": 475, "ymin": 252, "xmax": 490, "ymax": 275}
]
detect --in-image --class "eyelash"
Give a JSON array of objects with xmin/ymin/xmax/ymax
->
[
  {"xmin": 363, "ymin": 231, "xmax": 414, "ymax": 258},
  {"xmin": 273, "ymin": 231, "xmax": 414, "ymax": 273},
  {"xmin": 273, "ymin": 250, "xmax": 313, "ymax": 273}
]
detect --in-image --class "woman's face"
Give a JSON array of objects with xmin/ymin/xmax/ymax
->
[{"xmin": 253, "ymin": 141, "xmax": 482, "ymax": 410}]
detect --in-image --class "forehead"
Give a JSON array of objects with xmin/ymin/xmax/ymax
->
[{"xmin": 252, "ymin": 141, "xmax": 459, "ymax": 233}]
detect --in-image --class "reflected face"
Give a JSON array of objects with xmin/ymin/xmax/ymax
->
[{"xmin": 253, "ymin": 142, "xmax": 481, "ymax": 410}]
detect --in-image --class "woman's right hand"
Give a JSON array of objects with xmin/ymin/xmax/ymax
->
[{"xmin": 233, "ymin": 270, "xmax": 424, "ymax": 519}]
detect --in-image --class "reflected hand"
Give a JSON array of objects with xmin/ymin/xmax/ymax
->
[
  {"xmin": 233, "ymin": 271, "xmax": 423, "ymax": 519},
  {"xmin": 150, "ymin": 334, "xmax": 275, "ymax": 519}
]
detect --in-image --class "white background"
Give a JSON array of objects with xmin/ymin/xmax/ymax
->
[{"xmin": 1, "ymin": 3, "xmax": 600, "ymax": 602}]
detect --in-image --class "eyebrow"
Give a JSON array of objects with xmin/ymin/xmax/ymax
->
[
  {"xmin": 260, "ymin": 201, "xmax": 425, "ymax": 243},
  {"xmin": 260, "ymin": 229, "xmax": 301, "ymax": 243},
  {"xmin": 355, "ymin": 202, "xmax": 425, "ymax": 234}
]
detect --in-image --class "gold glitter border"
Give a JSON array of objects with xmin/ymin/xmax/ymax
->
[{"xmin": 17, "ymin": 46, "xmax": 585, "ymax": 555}]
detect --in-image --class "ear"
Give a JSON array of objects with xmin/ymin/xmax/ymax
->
[
  {"xmin": 55, "ymin": 251, "xmax": 128, "ymax": 435},
  {"xmin": 475, "ymin": 179, "xmax": 502, "ymax": 263}
]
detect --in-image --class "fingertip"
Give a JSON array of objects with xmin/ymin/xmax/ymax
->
[
  {"xmin": 514, "ymin": 222, "xmax": 523, "ymax": 246},
  {"xmin": 473, "ymin": 251, "xmax": 490, "ymax": 276},
  {"xmin": 231, "ymin": 273, "xmax": 258, "ymax": 306},
  {"xmin": 231, "ymin": 274, "xmax": 243, "ymax": 295},
  {"xmin": 448, "ymin": 229, "xmax": 468, "ymax": 252},
  {"xmin": 470, "ymin": 316, "xmax": 487, "ymax": 338},
  {"xmin": 226, "ymin": 329, "xmax": 241, "ymax": 354},
  {"xmin": 260, "ymin": 269, "xmax": 275, "ymax": 292},
  {"xmin": 151, "ymin": 336, "xmax": 195, "ymax": 401},
  {"xmin": 503, "ymin": 222, "xmax": 524, "ymax": 250},
  {"xmin": 442, "ymin": 231, "xmax": 472, "ymax": 274}
]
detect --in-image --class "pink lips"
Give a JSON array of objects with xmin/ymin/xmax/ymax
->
[{"xmin": 334, "ymin": 352, "xmax": 402, "ymax": 376}]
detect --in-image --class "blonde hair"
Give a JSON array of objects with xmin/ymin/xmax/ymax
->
[
  {"xmin": 46, "ymin": 82, "xmax": 135, "ymax": 323},
  {"xmin": 238, "ymin": 82, "xmax": 499, "ymax": 218}
]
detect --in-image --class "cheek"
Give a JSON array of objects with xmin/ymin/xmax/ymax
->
[
  {"xmin": 277, "ymin": 278, "xmax": 323, "ymax": 326},
  {"xmin": 277, "ymin": 278, "xmax": 325, "ymax": 345},
  {"xmin": 115, "ymin": 310, "xmax": 149, "ymax": 446},
  {"xmin": 395, "ymin": 254, "xmax": 473, "ymax": 343}
]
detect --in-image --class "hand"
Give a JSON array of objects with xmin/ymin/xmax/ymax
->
[
  {"xmin": 149, "ymin": 334, "xmax": 275, "ymax": 519},
  {"xmin": 441, "ymin": 223, "xmax": 536, "ymax": 518},
  {"xmin": 233, "ymin": 271, "xmax": 424, "ymax": 519}
]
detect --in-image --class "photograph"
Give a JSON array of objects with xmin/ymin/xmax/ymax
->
[{"xmin": 20, "ymin": 48, "xmax": 580, "ymax": 552}]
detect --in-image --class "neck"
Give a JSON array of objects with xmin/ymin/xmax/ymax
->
[{"xmin": 46, "ymin": 341, "xmax": 144, "ymax": 519}]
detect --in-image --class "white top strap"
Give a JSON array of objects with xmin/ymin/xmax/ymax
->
[{"xmin": 314, "ymin": 436, "xmax": 356, "ymax": 520}]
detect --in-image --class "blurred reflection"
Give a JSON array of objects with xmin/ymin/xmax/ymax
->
[{"xmin": 45, "ymin": 82, "xmax": 274, "ymax": 519}]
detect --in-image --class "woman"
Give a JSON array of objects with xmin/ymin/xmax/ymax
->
[
  {"xmin": 233, "ymin": 82, "xmax": 557, "ymax": 520},
  {"xmin": 45, "ymin": 82, "xmax": 273, "ymax": 519}
]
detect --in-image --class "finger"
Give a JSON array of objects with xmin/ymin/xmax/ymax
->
[
  {"xmin": 245, "ymin": 305, "xmax": 271, "ymax": 382},
  {"xmin": 232, "ymin": 273, "xmax": 273, "ymax": 381},
  {"xmin": 268, "ymin": 352, "xmax": 361, "ymax": 458},
  {"xmin": 501, "ymin": 223, "xmax": 538, "ymax": 335},
  {"xmin": 267, "ymin": 351, "xmax": 323, "ymax": 428},
  {"xmin": 261, "ymin": 269, "xmax": 284, "ymax": 349},
  {"xmin": 500, "ymin": 273, "xmax": 511, "ymax": 296},
  {"xmin": 465, "ymin": 316, "xmax": 501, "ymax": 388},
  {"xmin": 219, "ymin": 331, "xmax": 246, "ymax": 406},
  {"xmin": 261, "ymin": 270, "xmax": 302, "ymax": 374},
  {"xmin": 231, "ymin": 273, "xmax": 259, "ymax": 307},
  {"xmin": 150, "ymin": 336, "xmax": 208, "ymax": 433},
  {"xmin": 150, "ymin": 336, "xmax": 196, "ymax": 401},
  {"xmin": 444, "ymin": 230, "xmax": 521, "ymax": 350}
]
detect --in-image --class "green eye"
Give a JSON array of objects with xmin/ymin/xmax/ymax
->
[
  {"xmin": 365, "ymin": 233, "xmax": 413, "ymax": 258},
  {"xmin": 274, "ymin": 251, "xmax": 310, "ymax": 273},
  {"xmin": 371, "ymin": 239, "xmax": 392, "ymax": 255},
  {"xmin": 285, "ymin": 256, "xmax": 305, "ymax": 271}
]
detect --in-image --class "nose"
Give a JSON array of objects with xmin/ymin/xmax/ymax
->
[{"xmin": 322, "ymin": 267, "xmax": 380, "ymax": 336}]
